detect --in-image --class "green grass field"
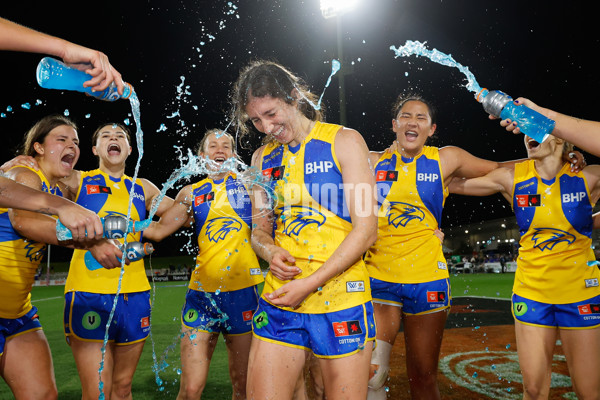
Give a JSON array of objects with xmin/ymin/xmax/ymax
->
[{"xmin": 0, "ymin": 269, "xmax": 515, "ymax": 399}]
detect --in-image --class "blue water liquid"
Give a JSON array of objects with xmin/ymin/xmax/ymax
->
[
  {"xmin": 293, "ymin": 59, "xmax": 341, "ymax": 112},
  {"xmin": 390, "ymin": 40, "xmax": 555, "ymax": 142},
  {"xmin": 316, "ymin": 59, "xmax": 341, "ymax": 110},
  {"xmin": 389, "ymin": 40, "xmax": 482, "ymax": 94},
  {"xmin": 36, "ymin": 57, "xmax": 132, "ymax": 101},
  {"xmin": 97, "ymin": 91, "xmax": 145, "ymax": 399}
]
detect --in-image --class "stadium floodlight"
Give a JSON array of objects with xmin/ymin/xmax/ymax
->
[{"xmin": 320, "ymin": 0, "xmax": 359, "ymax": 19}]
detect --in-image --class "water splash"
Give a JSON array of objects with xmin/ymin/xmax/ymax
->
[
  {"xmin": 291, "ymin": 59, "xmax": 341, "ymax": 113},
  {"xmin": 390, "ymin": 40, "xmax": 482, "ymax": 96},
  {"xmin": 97, "ymin": 90, "xmax": 146, "ymax": 399},
  {"xmin": 316, "ymin": 59, "xmax": 341, "ymax": 110},
  {"xmin": 145, "ymin": 147, "xmax": 269, "ymax": 221}
]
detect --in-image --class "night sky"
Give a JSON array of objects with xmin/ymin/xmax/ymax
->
[{"xmin": 1, "ymin": 1, "xmax": 598, "ymax": 256}]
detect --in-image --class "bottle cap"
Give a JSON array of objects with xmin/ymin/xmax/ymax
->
[
  {"xmin": 121, "ymin": 82, "xmax": 133, "ymax": 99},
  {"xmin": 476, "ymin": 88, "xmax": 489, "ymax": 103},
  {"xmin": 143, "ymin": 242, "xmax": 154, "ymax": 256}
]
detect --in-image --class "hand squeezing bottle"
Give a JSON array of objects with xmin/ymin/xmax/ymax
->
[{"xmin": 477, "ymin": 89, "xmax": 555, "ymax": 143}]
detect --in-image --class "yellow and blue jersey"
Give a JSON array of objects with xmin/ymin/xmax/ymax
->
[
  {"xmin": 189, "ymin": 173, "xmax": 263, "ymax": 292},
  {"xmin": 512, "ymin": 160, "xmax": 600, "ymax": 304},
  {"xmin": 65, "ymin": 169, "xmax": 149, "ymax": 294},
  {"xmin": 259, "ymin": 121, "xmax": 371, "ymax": 313},
  {"xmin": 365, "ymin": 146, "xmax": 449, "ymax": 284},
  {"xmin": 0, "ymin": 167, "xmax": 61, "ymax": 318}
]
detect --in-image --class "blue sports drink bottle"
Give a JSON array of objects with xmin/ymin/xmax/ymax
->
[
  {"xmin": 477, "ymin": 89, "xmax": 555, "ymax": 143},
  {"xmin": 36, "ymin": 57, "xmax": 132, "ymax": 101},
  {"xmin": 83, "ymin": 241, "xmax": 154, "ymax": 271},
  {"xmin": 55, "ymin": 216, "xmax": 149, "ymax": 241}
]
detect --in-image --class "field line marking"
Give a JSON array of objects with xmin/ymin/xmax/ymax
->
[
  {"xmin": 32, "ymin": 296, "xmax": 63, "ymax": 303},
  {"xmin": 454, "ymin": 295, "xmax": 511, "ymax": 301}
]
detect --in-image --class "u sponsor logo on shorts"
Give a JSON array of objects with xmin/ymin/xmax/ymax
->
[
  {"xmin": 253, "ymin": 311, "xmax": 268, "ymax": 328},
  {"xmin": 184, "ymin": 308, "xmax": 199, "ymax": 323},
  {"xmin": 82, "ymin": 311, "xmax": 101, "ymax": 330},
  {"xmin": 513, "ymin": 302, "xmax": 527, "ymax": 316}
]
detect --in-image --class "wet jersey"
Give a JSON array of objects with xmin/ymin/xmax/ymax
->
[
  {"xmin": 365, "ymin": 146, "xmax": 449, "ymax": 284},
  {"xmin": 189, "ymin": 173, "xmax": 263, "ymax": 292},
  {"xmin": 65, "ymin": 169, "xmax": 149, "ymax": 294},
  {"xmin": 512, "ymin": 160, "xmax": 600, "ymax": 303},
  {"xmin": 259, "ymin": 121, "xmax": 371, "ymax": 313},
  {"xmin": 0, "ymin": 167, "xmax": 61, "ymax": 318}
]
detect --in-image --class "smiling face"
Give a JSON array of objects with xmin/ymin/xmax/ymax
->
[
  {"xmin": 392, "ymin": 100, "xmax": 436, "ymax": 157},
  {"xmin": 34, "ymin": 124, "xmax": 80, "ymax": 179},
  {"xmin": 200, "ymin": 132, "xmax": 234, "ymax": 164},
  {"xmin": 245, "ymin": 95, "xmax": 302, "ymax": 146},
  {"xmin": 92, "ymin": 124, "xmax": 132, "ymax": 167}
]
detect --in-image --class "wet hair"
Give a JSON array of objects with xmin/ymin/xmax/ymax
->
[
  {"xmin": 21, "ymin": 115, "xmax": 78, "ymax": 157},
  {"xmin": 230, "ymin": 60, "xmax": 324, "ymax": 140},
  {"xmin": 91, "ymin": 123, "xmax": 132, "ymax": 146},
  {"xmin": 391, "ymin": 93, "xmax": 437, "ymax": 125},
  {"xmin": 560, "ymin": 139, "xmax": 574, "ymax": 155},
  {"xmin": 195, "ymin": 129, "xmax": 236, "ymax": 156}
]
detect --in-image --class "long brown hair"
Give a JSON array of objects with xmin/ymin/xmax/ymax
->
[
  {"xmin": 21, "ymin": 115, "xmax": 77, "ymax": 156},
  {"xmin": 230, "ymin": 60, "xmax": 324, "ymax": 140}
]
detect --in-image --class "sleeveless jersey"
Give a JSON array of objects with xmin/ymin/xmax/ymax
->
[
  {"xmin": 0, "ymin": 167, "xmax": 62, "ymax": 318},
  {"xmin": 65, "ymin": 169, "xmax": 150, "ymax": 294},
  {"xmin": 512, "ymin": 160, "xmax": 600, "ymax": 303},
  {"xmin": 365, "ymin": 146, "xmax": 449, "ymax": 284},
  {"xmin": 190, "ymin": 173, "xmax": 263, "ymax": 292},
  {"xmin": 259, "ymin": 121, "xmax": 371, "ymax": 313}
]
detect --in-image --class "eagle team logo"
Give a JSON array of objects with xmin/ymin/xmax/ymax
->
[
  {"xmin": 24, "ymin": 241, "xmax": 45, "ymax": 262},
  {"xmin": 205, "ymin": 217, "xmax": 242, "ymax": 242},
  {"xmin": 531, "ymin": 228, "xmax": 576, "ymax": 251},
  {"xmin": 279, "ymin": 206, "xmax": 326, "ymax": 237},
  {"xmin": 386, "ymin": 201, "xmax": 425, "ymax": 228}
]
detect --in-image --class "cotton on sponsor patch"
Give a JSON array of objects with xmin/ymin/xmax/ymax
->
[
  {"xmin": 578, "ymin": 303, "xmax": 600, "ymax": 315},
  {"xmin": 427, "ymin": 291, "xmax": 446, "ymax": 303},
  {"xmin": 242, "ymin": 310, "xmax": 254, "ymax": 321},
  {"xmin": 332, "ymin": 320, "xmax": 363, "ymax": 337}
]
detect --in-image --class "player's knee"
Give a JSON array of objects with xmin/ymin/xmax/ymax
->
[
  {"xmin": 368, "ymin": 340, "xmax": 392, "ymax": 390},
  {"xmin": 112, "ymin": 379, "xmax": 134, "ymax": 399},
  {"xmin": 40, "ymin": 387, "xmax": 58, "ymax": 400}
]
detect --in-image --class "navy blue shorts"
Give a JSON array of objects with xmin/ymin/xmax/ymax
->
[
  {"xmin": 64, "ymin": 291, "xmax": 151, "ymax": 345},
  {"xmin": 252, "ymin": 298, "xmax": 376, "ymax": 358},
  {"xmin": 0, "ymin": 307, "xmax": 42, "ymax": 356},
  {"xmin": 370, "ymin": 277, "xmax": 451, "ymax": 315},
  {"xmin": 182, "ymin": 285, "xmax": 259, "ymax": 335},
  {"xmin": 512, "ymin": 293, "xmax": 600, "ymax": 329}
]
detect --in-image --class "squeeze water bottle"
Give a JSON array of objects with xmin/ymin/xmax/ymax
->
[
  {"xmin": 476, "ymin": 89, "xmax": 555, "ymax": 143},
  {"xmin": 36, "ymin": 57, "xmax": 132, "ymax": 101},
  {"xmin": 56, "ymin": 215, "xmax": 150, "ymax": 241},
  {"xmin": 83, "ymin": 241, "xmax": 154, "ymax": 271}
]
